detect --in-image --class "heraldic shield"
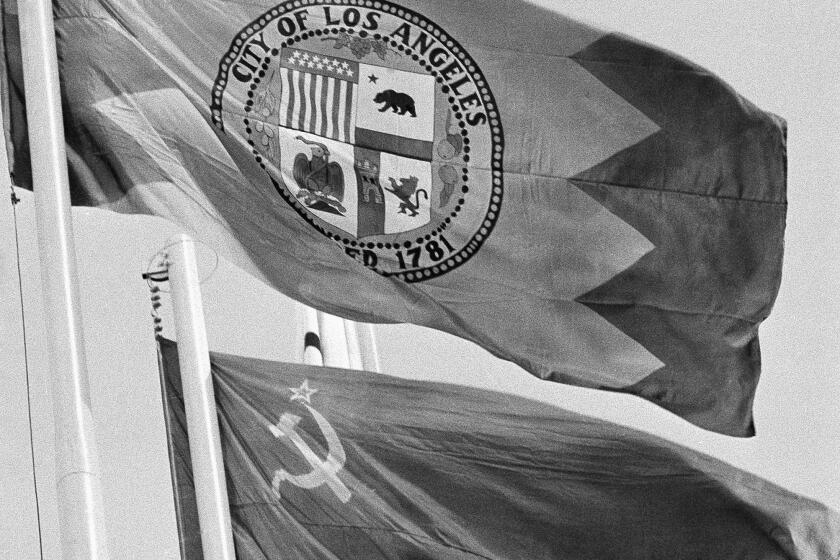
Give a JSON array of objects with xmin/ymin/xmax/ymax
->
[
  {"xmin": 264, "ymin": 47, "xmax": 438, "ymax": 238},
  {"xmin": 227, "ymin": 4, "xmax": 500, "ymax": 281}
]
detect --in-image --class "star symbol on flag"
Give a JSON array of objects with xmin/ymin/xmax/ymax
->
[
  {"xmin": 368, "ymin": 74, "xmax": 378, "ymax": 83},
  {"xmin": 289, "ymin": 379, "xmax": 318, "ymax": 405}
]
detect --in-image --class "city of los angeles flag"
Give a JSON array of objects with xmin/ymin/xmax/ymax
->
[
  {"xmin": 1, "ymin": 0, "xmax": 787, "ymax": 435},
  {"xmin": 158, "ymin": 339, "xmax": 840, "ymax": 560}
]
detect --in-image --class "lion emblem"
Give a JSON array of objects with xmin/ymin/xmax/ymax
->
[{"xmin": 384, "ymin": 176, "xmax": 428, "ymax": 217}]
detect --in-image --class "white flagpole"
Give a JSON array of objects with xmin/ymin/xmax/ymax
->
[
  {"xmin": 166, "ymin": 234, "xmax": 236, "ymax": 560},
  {"xmin": 343, "ymin": 320, "xmax": 364, "ymax": 371},
  {"xmin": 316, "ymin": 312, "xmax": 351, "ymax": 368},
  {"xmin": 302, "ymin": 307, "xmax": 325, "ymax": 366},
  {"xmin": 18, "ymin": 1, "xmax": 110, "ymax": 558},
  {"xmin": 357, "ymin": 323, "xmax": 381, "ymax": 373}
]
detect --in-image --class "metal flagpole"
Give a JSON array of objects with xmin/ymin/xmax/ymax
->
[
  {"xmin": 343, "ymin": 320, "xmax": 364, "ymax": 371},
  {"xmin": 357, "ymin": 323, "xmax": 381, "ymax": 373},
  {"xmin": 166, "ymin": 234, "xmax": 236, "ymax": 560},
  {"xmin": 316, "ymin": 312, "xmax": 351, "ymax": 368},
  {"xmin": 17, "ymin": 1, "xmax": 110, "ymax": 558},
  {"xmin": 302, "ymin": 307, "xmax": 325, "ymax": 366}
]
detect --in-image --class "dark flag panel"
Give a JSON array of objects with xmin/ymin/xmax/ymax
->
[
  {"xmin": 2, "ymin": 1, "xmax": 787, "ymax": 434},
  {"xmin": 159, "ymin": 339, "xmax": 839, "ymax": 560}
]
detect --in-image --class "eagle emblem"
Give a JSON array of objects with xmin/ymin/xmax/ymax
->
[{"xmin": 293, "ymin": 136, "xmax": 346, "ymax": 215}]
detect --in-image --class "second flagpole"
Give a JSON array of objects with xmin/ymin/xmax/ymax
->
[{"xmin": 166, "ymin": 234, "xmax": 236, "ymax": 560}]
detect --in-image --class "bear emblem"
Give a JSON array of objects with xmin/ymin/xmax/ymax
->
[{"xmin": 373, "ymin": 89, "xmax": 417, "ymax": 117}]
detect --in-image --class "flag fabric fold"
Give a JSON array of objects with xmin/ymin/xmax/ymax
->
[
  {"xmin": 158, "ymin": 339, "xmax": 839, "ymax": 560},
  {"xmin": 2, "ymin": 0, "xmax": 787, "ymax": 434}
]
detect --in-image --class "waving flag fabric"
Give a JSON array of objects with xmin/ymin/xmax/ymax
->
[
  {"xmin": 1, "ymin": 0, "xmax": 787, "ymax": 435},
  {"xmin": 158, "ymin": 339, "xmax": 839, "ymax": 560}
]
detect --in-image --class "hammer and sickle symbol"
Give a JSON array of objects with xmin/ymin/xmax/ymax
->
[{"xmin": 268, "ymin": 404, "xmax": 351, "ymax": 503}]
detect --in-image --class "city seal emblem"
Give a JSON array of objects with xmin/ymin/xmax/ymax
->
[{"xmin": 211, "ymin": 1, "xmax": 503, "ymax": 282}]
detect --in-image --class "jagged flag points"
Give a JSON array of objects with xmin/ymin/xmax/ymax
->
[{"xmin": 1, "ymin": 0, "xmax": 786, "ymax": 434}]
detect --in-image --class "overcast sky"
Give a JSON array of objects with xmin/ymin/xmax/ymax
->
[{"xmin": 2, "ymin": 1, "xmax": 838, "ymax": 559}]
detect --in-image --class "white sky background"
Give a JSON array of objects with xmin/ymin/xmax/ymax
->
[{"xmin": 1, "ymin": 1, "xmax": 838, "ymax": 559}]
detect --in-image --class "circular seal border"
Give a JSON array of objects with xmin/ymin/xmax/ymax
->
[{"xmin": 210, "ymin": 0, "xmax": 504, "ymax": 283}]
